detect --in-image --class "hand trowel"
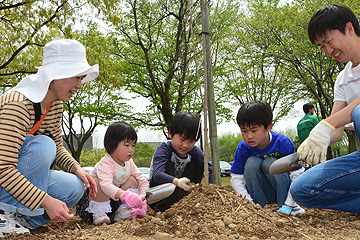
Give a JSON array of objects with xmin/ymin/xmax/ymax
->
[
  {"xmin": 269, "ymin": 152, "xmax": 304, "ymax": 175},
  {"xmin": 145, "ymin": 183, "xmax": 176, "ymax": 205}
]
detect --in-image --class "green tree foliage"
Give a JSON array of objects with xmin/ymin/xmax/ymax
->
[
  {"xmin": 89, "ymin": 0, "xmax": 202, "ymax": 136},
  {"xmin": 218, "ymin": 0, "xmax": 312, "ymax": 123},
  {"xmin": 132, "ymin": 142, "xmax": 157, "ymax": 167},
  {"xmin": 263, "ymin": 0, "xmax": 341, "ymax": 119},
  {"xmin": 0, "ymin": 2, "xmax": 129, "ymax": 163},
  {"xmin": 217, "ymin": 0, "xmax": 360, "ymax": 158},
  {"xmin": 4, "ymin": 0, "xmax": 358, "ymax": 163},
  {"xmin": 79, "ymin": 148, "xmax": 106, "ymax": 167},
  {"xmin": 0, "ymin": 0, "xmax": 82, "ymax": 89},
  {"xmin": 89, "ymin": 0, "xmax": 237, "ymax": 137},
  {"xmin": 203, "ymin": 0, "xmax": 246, "ymax": 124},
  {"xmin": 234, "ymin": 0, "xmax": 360, "ymax": 121},
  {"xmin": 218, "ymin": 132, "xmax": 243, "ymax": 163}
]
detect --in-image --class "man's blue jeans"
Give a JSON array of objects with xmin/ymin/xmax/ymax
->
[
  {"xmin": 244, "ymin": 156, "xmax": 290, "ymax": 207},
  {"xmin": 0, "ymin": 135, "xmax": 85, "ymax": 228},
  {"xmin": 290, "ymin": 105, "xmax": 360, "ymax": 213}
]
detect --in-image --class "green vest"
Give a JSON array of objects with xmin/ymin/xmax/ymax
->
[{"xmin": 297, "ymin": 113, "xmax": 320, "ymax": 143}]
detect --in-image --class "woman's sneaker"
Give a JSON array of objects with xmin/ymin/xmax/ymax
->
[
  {"xmin": 0, "ymin": 211, "xmax": 30, "ymax": 236},
  {"xmin": 92, "ymin": 212, "xmax": 110, "ymax": 225}
]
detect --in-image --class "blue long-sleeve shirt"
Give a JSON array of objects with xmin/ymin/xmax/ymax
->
[{"xmin": 230, "ymin": 131, "xmax": 295, "ymax": 175}]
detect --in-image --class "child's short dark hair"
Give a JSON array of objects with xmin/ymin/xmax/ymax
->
[
  {"xmin": 169, "ymin": 111, "xmax": 201, "ymax": 141},
  {"xmin": 308, "ymin": 4, "xmax": 360, "ymax": 44},
  {"xmin": 303, "ymin": 103, "xmax": 314, "ymax": 114},
  {"xmin": 236, "ymin": 101, "xmax": 272, "ymax": 129},
  {"xmin": 104, "ymin": 121, "xmax": 137, "ymax": 154}
]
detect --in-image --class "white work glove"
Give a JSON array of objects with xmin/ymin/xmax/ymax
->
[
  {"xmin": 289, "ymin": 166, "xmax": 305, "ymax": 182},
  {"xmin": 297, "ymin": 120, "xmax": 335, "ymax": 166},
  {"xmin": 230, "ymin": 174, "xmax": 253, "ymax": 201},
  {"xmin": 178, "ymin": 177, "xmax": 193, "ymax": 191}
]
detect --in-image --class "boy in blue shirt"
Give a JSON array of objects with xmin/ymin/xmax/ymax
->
[
  {"xmin": 230, "ymin": 101, "xmax": 305, "ymax": 216},
  {"xmin": 149, "ymin": 111, "xmax": 213, "ymax": 212}
]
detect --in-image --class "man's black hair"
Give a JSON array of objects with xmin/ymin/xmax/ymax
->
[
  {"xmin": 236, "ymin": 101, "xmax": 272, "ymax": 129},
  {"xmin": 104, "ymin": 121, "xmax": 137, "ymax": 154},
  {"xmin": 308, "ymin": 4, "xmax": 360, "ymax": 44},
  {"xmin": 169, "ymin": 111, "xmax": 201, "ymax": 141},
  {"xmin": 303, "ymin": 103, "xmax": 315, "ymax": 114}
]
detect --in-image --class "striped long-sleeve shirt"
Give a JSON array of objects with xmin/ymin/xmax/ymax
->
[{"xmin": 0, "ymin": 91, "xmax": 78, "ymax": 211}]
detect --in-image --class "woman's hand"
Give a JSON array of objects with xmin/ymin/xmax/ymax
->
[
  {"xmin": 41, "ymin": 195, "xmax": 73, "ymax": 222},
  {"xmin": 72, "ymin": 164, "xmax": 97, "ymax": 198}
]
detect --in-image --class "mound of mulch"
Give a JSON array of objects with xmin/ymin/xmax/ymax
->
[{"xmin": 5, "ymin": 184, "xmax": 360, "ymax": 239}]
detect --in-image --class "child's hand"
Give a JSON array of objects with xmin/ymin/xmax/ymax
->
[
  {"xmin": 131, "ymin": 200, "xmax": 147, "ymax": 218},
  {"xmin": 120, "ymin": 191, "xmax": 144, "ymax": 209},
  {"xmin": 178, "ymin": 177, "xmax": 194, "ymax": 191},
  {"xmin": 242, "ymin": 191, "xmax": 253, "ymax": 201}
]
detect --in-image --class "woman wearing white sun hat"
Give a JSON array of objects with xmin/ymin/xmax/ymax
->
[{"xmin": 0, "ymin": 39, "xmax": 98, "ymax": 234}]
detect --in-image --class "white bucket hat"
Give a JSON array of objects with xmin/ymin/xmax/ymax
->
[{"xmin": 11, "ymin": 39, "xmax": 99, "ymax": 103}]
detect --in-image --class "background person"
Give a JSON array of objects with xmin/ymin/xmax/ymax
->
[
  {"xmin": 297, "ymin": 102, "xmax": 320, "ymax": 144},
  {"xmin": 0, "ymin": 39, "xmax": 98, "ymax": 235}
]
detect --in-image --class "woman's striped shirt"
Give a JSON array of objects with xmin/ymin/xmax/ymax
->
[{"xmin": 0, "ymin": 91, "xmax": 78, "ymax": 211}]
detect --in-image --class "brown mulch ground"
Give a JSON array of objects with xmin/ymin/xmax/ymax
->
[{"xmin": 4, "ymin": 184, "xmax": 360, "ymax": 240}]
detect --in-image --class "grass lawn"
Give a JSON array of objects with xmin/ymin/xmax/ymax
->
[
  {"xmin": 202, "ymin": 176, "xmax": 231, "ymax": 187},
  {"xmin": 220, "ymin": 176, "xmax": 231, "ymax": 186}
]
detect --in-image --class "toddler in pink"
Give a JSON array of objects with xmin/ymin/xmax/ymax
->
[{"xmin": 78, "ymin": 121, "xmax": 148, "ymax": 225}]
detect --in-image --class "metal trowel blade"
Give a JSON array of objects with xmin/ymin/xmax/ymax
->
[
  {"xmin": 145, "ymin": 183, "xmax": 176, "ymax": 205},
  {"xmin": 269, "ymin": 152, "xmax": 302, "ymax": 174}
]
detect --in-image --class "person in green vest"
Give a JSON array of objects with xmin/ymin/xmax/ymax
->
[{"xmin": 297, "ymin": 103, "xmax": 320, "ymax": 144}]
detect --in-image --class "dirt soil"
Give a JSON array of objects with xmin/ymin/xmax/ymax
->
[{"xmin": 4, "ymin": 184, "xmax": 360, "ymax": 240}]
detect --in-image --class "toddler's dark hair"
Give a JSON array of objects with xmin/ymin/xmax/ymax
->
[
  {"xmin": 104, "ymin": 121, "xmax": 137, "ymax": 154},
  {"xmin": 236, "ymin": 101, "xmax": 272, "ymax": 129},
  {"xmin": 169, "ymin": 111, "xmax": 201, "ymax": 141}
]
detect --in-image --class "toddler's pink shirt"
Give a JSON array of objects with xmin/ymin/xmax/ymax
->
[{"xmin": 90, "ymin": 154, "xmax": 149, "ymax": 200}]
